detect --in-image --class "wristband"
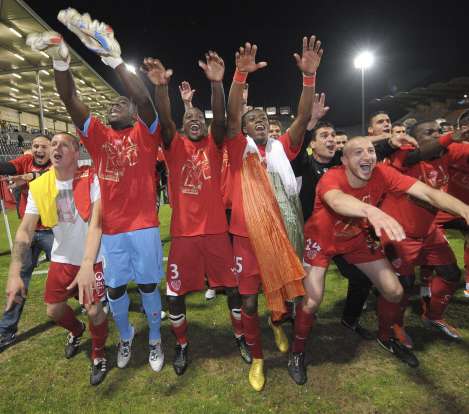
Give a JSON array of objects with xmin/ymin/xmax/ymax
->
[
  {"xmin": 101, "ymin": 56, "xmax": 124, "ymax": 69},
  {"xmin": 438, "ymin": 132, "xmax": 453, "ymax": 147},
  {"xmin": 52, "ymin": 59, "xmax": 70, "ymax": 72},
  {"xmin": 303, "ymin": 73, "xmax": 316, "ymax": 87},
  {"xmin": 233, "ymin": 69, "xmax": 248, "ymax": 84}
]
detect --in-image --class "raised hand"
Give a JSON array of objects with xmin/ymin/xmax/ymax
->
[
  {"xmin": 198, "ymin": 51, "xmax": 225, "ymax": 82},
  {"xmin": 26, "ymin": 31, "xmax": 70, "ymax": 64},
  {"xmin": 57, "ymin": 8, "xmax": 121, "ymax": 58},
  {"xmin": 235, "ymin": 42, "xmax": 268, "ymax": 73},
  {"xmin": 293, "ymin": 35, "xmax": 323, "ymax": 75},
  {"xmin": 141, "ymin": 58, "xmax": 173, "ymax": 86},
  {"xmin": 179, "ymin": 81, "xmax": 196, "ymax": 104},
  {"xmin": 307, "ymin": 93, "xmax": 330, "ymax": 131}
]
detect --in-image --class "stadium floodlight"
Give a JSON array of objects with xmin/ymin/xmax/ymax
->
[
  {"xmin": 12, "ymin": 73, "xmax": 22, "ymax": 79},
  {"xmin": 204, "ymin": 110, "xmax": 213, "ymax": 119},
  {"xmin": 279, "ymin": 106, "xmax": 291, "ymax": 115},
  {"xmin": 9, "ymin": 27, "xmax": 22, "ymax": 38},
  {"xmin": 354, "ymin": 50, "xmax": 375, "ymax": 134},
  {"xmin": 354, "ymin": 51, "xmax": 374, "ymax": 70},
  {"xmin": 13, "ymin": 53, "xmax": 25, "ymax": 61},
  {"xmin": 125, "ymin": 63, "xmax": 136, "ymax": 74},
  {"xmin": 266, "ymin": 106, "xmax": 277, "ymax": 116}
]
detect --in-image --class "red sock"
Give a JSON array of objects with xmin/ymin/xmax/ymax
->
[
  {"xmin": 89, "ymin": 318, "xmax": 108, "ymax": 360},
  {"xmin": 377, "ymin": 296, "xmax": 400, "ymax": 341},
  {"xmin": 241, "ymin": 310, "xmax": 263, "ymax": 359},
  {"xmin": 292, "ymin": 303, "xmax": 315, "ymax": 353},
  {"xmin": 420, "ymin": 265, "xmax": 434, "ymax": 288},
  {"xmin": 396, "ymin": 292, "xmax": 410, "ymax": 327},
  {"xmin": 230, "ymin": 309, "xmax": 243, "ymax": 338},
  {"xmin": 56, "ymin": 305, "xmax": 83, "ymax": 336},
  {"xmin": 170, "ymin": 316, "xmax": 188, "ymax": 345},
  {"xmin": 427, "ymin": 276, "xmax": 458, "ymax": 320},
  {"xmin": 464, "ymin": 241, "xmax": 469, "ymax": 284}
]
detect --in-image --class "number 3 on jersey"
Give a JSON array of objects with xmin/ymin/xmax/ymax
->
[{"xmin": 169, "ymin": 263, "xmax": 179, "ymax": 279}]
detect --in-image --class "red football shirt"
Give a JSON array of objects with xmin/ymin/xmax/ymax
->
[
  {"xmin": 380, "ymin": 143, "xmax": 469, "ymax": 237},
  {"xmin": 227, "ymin": 132, "xmax": 302, "ymax": 237},
  {"xmin": 9, "ymin": 154, "xmax": 51, "ymax": 224},
  {"xmin": 163, "ymin": 132, "xmax": 227, "ymax": 237},
  {"xmin": 304, "ymin": 164, "xmax": 417, "ymax": 254},
  {"xmin": 78, "ymin": 116, "xmax": 161, "ymax": 235}
]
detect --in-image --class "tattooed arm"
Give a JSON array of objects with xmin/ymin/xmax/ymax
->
[{"xmin": 5, "ymin": 213, "xmax": 39, "ymax": 310}]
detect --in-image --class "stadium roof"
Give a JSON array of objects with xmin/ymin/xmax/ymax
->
[
  {"xmin": 0, "ymin": 0, "xmax": 119, "ymax": 125},
  {"xmin": 371, "ymin": 77, "xmax": 469, "ymax": 109}
]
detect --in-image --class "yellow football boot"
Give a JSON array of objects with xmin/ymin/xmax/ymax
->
[
  {"xmin": 249, "ymin": 358, "xmax": 265, "ymax": 391},
  {"xmin": 268, "ymin": 317, "xmax": 289, "ymax": 353}
]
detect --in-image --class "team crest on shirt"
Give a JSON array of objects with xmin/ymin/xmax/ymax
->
[
  {"xmin": 99, "ymin": 135, "xmax": 138, "ymax": 182},
  {"xmin": 180, "ymin": 149, "xmax": 211, "ymax": 195},
  {"xmin": 94, "ymin": 271, "xmax": 105, "ymax": 297},
  {"xmin": 170, "ymin": 280, "xmax": 181, "ymax": 292}
]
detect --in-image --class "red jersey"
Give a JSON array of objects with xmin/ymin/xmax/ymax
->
[
  {"xmin": 226, "ymin": 132, "xmax": 302, "ymax": 237},
  {"xmin": 304, "ymin": 164, "xmax": 416, "ymax": 254},
  {"xmin": 163, "ymin": 132, "xmax": 227, "ymax": 237},
  {"xmin": 9, "ymin": 154, "xmax": 50, "ymax": 225},
  {"xmin": 380, "ymin": 143, "xmax": 469, "ymax": 237},
  {"xmin": 78, "ymin": 116, "xmax": 161, "ymax": 235}
]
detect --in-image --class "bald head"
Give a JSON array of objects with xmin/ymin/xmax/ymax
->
[{"xmin": 342, "ymin": 136, "xmax": 373, "ymax": 157}]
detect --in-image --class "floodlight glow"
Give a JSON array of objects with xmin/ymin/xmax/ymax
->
[
  {"xmin": 204, "ymin": 110, "xmax": 213, "ymax": 119},
  {"xmin": 354, "ymin": 51, "xmax": 374, "ymax": 70},
  {"xmin": 9, "ymin": 27, "xmax": 22, "ymax": 38},
  {"xmin": 125, "ymin": 63, "xmax": 136, "ymax": 74},
  {"xmin": 266, "ymin": 106, "xmax": 277, "ymax": 115},
  {"xmin": 279, "ymin": 106, "xmax": 291, "ymax": 115}
]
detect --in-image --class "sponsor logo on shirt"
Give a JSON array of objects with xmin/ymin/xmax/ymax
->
[
  {"xmin": 99, "ymin": 135, "xmax": 138, "ymax": 182},
  {"xmin": 181, "ymin": 148, "xmax": 211, "ymax": 195}
]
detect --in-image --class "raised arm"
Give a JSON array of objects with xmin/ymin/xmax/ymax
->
[
  {"xmin": 5, "ymin": 214, "xmax": 39, "ymax": 310},
  {"xmin": 57, "ymin": 8, "xmax": 156, "ymax": 127},
  {"xmin": 198, "ymin": 51, "xmax": 226, "ymax": 146},
  {"xmin": 323, "ymin": 189, "xmax": 405, "ymax": 241},
  {"xmin": 26, "ymin": 32, "xmax": 90, "ymax": 130},
  {"xmin": 406, "ymin": 180, "xmax": 469, "ymax": 222},
  {"xmin": 287, "ymin": 36, "xmax": 323, "ymax": 147},
  {"xmin": 68, "ymin": 199, "xmax": 102, "ymax": 305},
  {"xmin": 226, "ymin": 42, "xmax": 267, "ymax": 138},
  {"xmin": 179, "ymin": 82, "xmax": 195, "ymax": 112},
  {"xmin": 141, "ymin": 58, "xmax": 176, "ymax": 148}
]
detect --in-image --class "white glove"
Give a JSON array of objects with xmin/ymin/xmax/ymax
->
[
  {"xmin": 57, "ymin": 8, "xmax": 122, "ymax": 68},
  {"xmin": 26, "ymin": 31, "xmax": 70, "ymax": 71}
]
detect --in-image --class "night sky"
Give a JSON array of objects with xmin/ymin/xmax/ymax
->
[{"xmin": 30, "ymin": 0, "xmax": 469, "ymax": 127}]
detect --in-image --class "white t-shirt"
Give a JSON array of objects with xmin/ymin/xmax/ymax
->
[{"xmin": 25, "ymin": 175, "xmax": 102, "ymax": 266}]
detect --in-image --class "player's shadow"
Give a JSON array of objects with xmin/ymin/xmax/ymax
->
[{"xmin": 1, "ymin": 320, "xmax": 55, "ymax": 352}]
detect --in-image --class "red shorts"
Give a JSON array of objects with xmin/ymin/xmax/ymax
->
[
  {"xmin": 303, "ymin": 235, "xmax": 384, "ymax": 268},
  {"xmin": 44, "ymin": 262, "xmax": 105, "ymax": 304},
  {"xmin": 381, "ymin": 227, "xmax": 456, "ymax": 275},
  {"xmin": 166, "ymin": 233, "xmax": 237, "ymax": 296},
  {"xmin": 232, "ymin": 235, "xmax": 262, "ymax": 295}
]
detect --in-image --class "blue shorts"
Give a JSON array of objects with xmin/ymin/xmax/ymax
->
[{"xmin": 102, "ymin": 227, "xmax": 163, "ymax": 288}]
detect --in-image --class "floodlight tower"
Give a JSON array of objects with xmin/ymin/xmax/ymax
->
[{"xmin": 354, "ymin": 51, "xmax": 374, "ymax": 135}]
